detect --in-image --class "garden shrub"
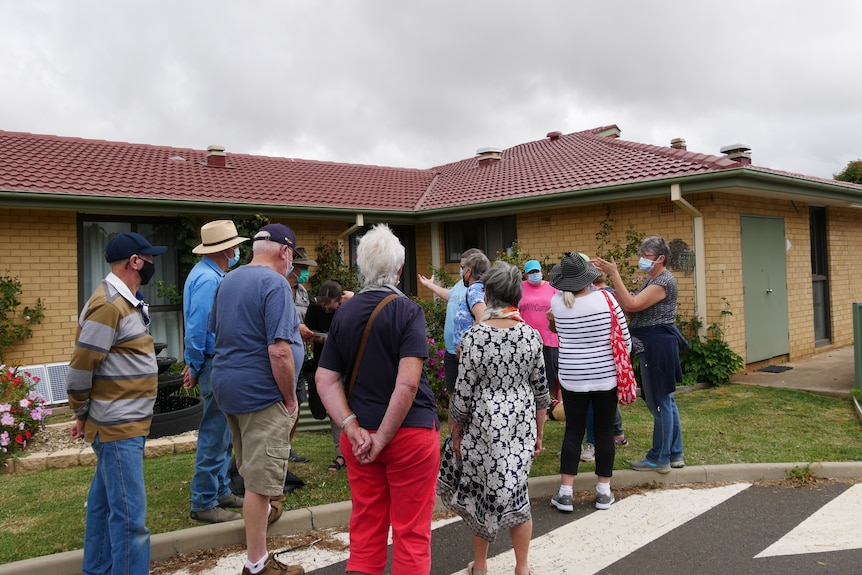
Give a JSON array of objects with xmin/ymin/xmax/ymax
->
[{"xmin": 0, "ymin": 365, "xmax": 51, "ymax": 467}]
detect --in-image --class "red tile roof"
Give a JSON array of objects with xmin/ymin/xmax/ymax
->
[{"xmin": 2, "ymin": 126, "xmax": 857, "ymax": 214}]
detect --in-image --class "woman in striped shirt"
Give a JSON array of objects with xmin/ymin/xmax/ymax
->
[{"xmin": 548, "ymin": 253, "xmax": 631, "ymax": 512}]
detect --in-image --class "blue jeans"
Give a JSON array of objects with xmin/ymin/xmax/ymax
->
[
  {"xmin": 83, "ymin": 435, "xmax": 150, "ymax": 575},
  {"xmin": 190, "ymin": 365, "xmax": 233, "ymax": 512},
  {"xmin": 585, "ymin": 403, "xmax": 624, "ymax": 445},
  {"xmin": 639, "ymin": 357, "xmax": 684, "ymax": 464}
]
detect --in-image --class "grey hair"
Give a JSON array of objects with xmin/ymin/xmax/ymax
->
[
  {"xmin": 461, "ymin": 247, "xmax": 483, "ymax": 260},
  {"xmin": 356, "ymin": 224, "xmax": 405, "ymax": 287},
  {"xmin": 639, "ymin": 235, "xmax": 671, "ymax": 262},
  {"xmin": 463, "ymin": 252, "xmax": 490, "ymax": 280},
  {"xmin": 483, "ymin": 261, "xmax": 523, "ymax": 309},
  {"xmin": 252, "ymin": 238, "xmax": 284, "ymax": 256}
]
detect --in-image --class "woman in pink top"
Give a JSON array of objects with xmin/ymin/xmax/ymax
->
[{"xmin": 518, "ymin": 259, "xmax": 560, "ymax": 399}]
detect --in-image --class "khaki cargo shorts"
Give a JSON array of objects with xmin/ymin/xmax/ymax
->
[{"xmin": 227, "ymin": 401, "xmax": 299, "ymax": 497}]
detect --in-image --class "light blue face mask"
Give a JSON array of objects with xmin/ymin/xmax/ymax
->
[
  {"xmin": 296, "ymin": 269, "xmax": 309, "ymax": 284},
  {"xmin": 227, "ymin": 247, "xmax": 240, "ymax": 268},
  {"xmin": 638, "ymin": 256, "xmax": 656, "ymax": 272},
  {"xmin": 526, "ymin": 272, "xmax": 542, "ymax": 285},
  {"xmin": 285, "ymin": 263, "xmax": 294, "ymax": 278}
]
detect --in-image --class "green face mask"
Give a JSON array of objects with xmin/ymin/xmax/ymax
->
[{"xmin": 297, "ymin": 269, "xmax": 310, "ymax": 284}]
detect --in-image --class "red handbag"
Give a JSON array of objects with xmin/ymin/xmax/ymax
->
[{"xmin": 601, "ymin": 291, "xmax": 637, "ymax": 405}]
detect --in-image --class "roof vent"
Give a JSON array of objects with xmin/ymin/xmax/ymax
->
[
  {"xmin": 720, "ymin": 143, "xmax": 752, "ymax": 165},
  {"xmin": 596, "ymin": 126, "xmax": 621, "ymax": 138},
  {"xmin": 476, "ymin": 146, "xmax": 502, "ymax": 167},
  {"xmin": 670, "ymin": 138, "xmax": 687, "ymax": 150},
  {"xmin": 206, "ymin": 144, "xmax": 227, "ymax": 168},
  {"xmin": 547, "ymin": 131, "xmax": 562, "ymax": 141}
]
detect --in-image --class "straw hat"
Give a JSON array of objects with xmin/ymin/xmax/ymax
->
[
  {"xmin": 549, "ymin": 252, "xmax": 601, "ymax": 292},
  {"xmin": 192, "ymin": 220, "xmax": 249, "ymax": 254}
]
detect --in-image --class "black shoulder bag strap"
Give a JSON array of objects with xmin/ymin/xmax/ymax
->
[{"xmin": 347, "ymin": 293, "xmax": 399, "ymax": 398}]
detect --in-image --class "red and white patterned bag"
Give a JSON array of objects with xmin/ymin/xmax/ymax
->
[{"xmin": 602, "ymin": 291, "xmax": 638, "ymax": 405}]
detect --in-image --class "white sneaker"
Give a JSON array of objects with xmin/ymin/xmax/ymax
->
[{"xmin": 580, "ymin": 443, "xmax": 596, "ymax": 462}]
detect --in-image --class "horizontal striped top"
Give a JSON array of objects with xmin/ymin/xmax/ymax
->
[
  {"xmin": 551, "ymin": 290, "xmax": 632, "ymax": 392},
  {"xmin": 67, "ymin": 274, "xmax": 157, "ymax": 442}
]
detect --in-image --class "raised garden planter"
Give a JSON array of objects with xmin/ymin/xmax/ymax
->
[{"xmin": 149, "ymin": 347, "xmax": 202, "ymax": 439}]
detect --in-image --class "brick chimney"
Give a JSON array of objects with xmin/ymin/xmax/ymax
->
[
  {"xmin": 720, "ymin": 144, "xmax": 752, "ymax": 165},
  {"xmin": 670, "ymin": 138, "xmax": 687, "ymax": 150},
  {"xmin": 476, "ymin": 146, "xmax": 502, "ymax": 167},
  {"xmin": 206, "ymin": 145, "xmax": 227, "ymax": 168}
]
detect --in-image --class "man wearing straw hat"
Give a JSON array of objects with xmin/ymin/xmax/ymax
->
[{"xmin": 183, "ymin": 219, "xmax": 249, "ymax": 523}]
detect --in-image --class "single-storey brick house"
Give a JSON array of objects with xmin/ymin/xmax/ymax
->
[{"xmin": 3, "ymin": 125, "xmax": 861, "ymax": 382}]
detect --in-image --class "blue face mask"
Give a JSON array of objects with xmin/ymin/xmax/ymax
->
[
  {"xmin": 526, "ymin": 272, "xmax": 542, "ymax": 285},
  {"xmin": 459, "ymin": 267, "xmax": 464, "ymax": 280},
  {"xmin": 285, "ymin": 263, "xmax": 294, "ymax": 278},
  {"xmin": 296, "ymin": 269, "xmax": 309, "ymax": 284},
  {"xmin": 227, "ymin": 247, "xmax": 240, "ymax": 268},
  {"xmin": 638, "ymin": 256, "xmax": 656, "ymax": 272}
]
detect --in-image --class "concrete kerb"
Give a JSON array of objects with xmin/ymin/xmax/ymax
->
[{"xmin": 4, "ymin": 462, "xmax": 861, "ymax": 575}]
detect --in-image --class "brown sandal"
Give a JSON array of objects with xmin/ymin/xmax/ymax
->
[
  {"xmin": 267, "ymin": 500, "xmax": 283, "ymax": 525},
  {"xmin": 328, "ymin": 455, "xmax": 346, "ymax": 472}
]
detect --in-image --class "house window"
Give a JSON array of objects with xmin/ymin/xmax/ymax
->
[
  {"xmin": 79, "ymin": 217, "xmax": 182, "ymax": 359},
  {"xmin": 444, "ymin": 216, "xmax": 517, "ymax": 262}
]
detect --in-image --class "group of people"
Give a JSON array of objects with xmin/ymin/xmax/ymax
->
[{"xmin": 67, "ymin": 217, "xmax": 686, "ymax": 575}]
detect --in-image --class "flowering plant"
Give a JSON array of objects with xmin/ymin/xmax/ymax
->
[
  {"xmin": 0, "ymin": 365, "xmax": 52, "ymax": 467},
  {"xmin": 425, "ymin": 337, "xmax": 448, "ymax": 418}
]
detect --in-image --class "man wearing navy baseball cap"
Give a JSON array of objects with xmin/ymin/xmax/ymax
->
[
  {"xmin": 67, "ymin": 231, "xmax": 168, "ymax": 574},
  {"xmin": 209, "ymin": 222, "xmax": 306, "ymax": 575}
]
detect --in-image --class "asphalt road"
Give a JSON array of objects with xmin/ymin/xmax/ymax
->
[{"xmin": 170, "ymin": 479, "xmax": 862, "ymax": 575}]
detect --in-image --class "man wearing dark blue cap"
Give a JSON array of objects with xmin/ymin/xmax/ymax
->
[
  {"xmin": 67, "ymin": 231, "xmax": 167, "ymax": 575},
  {"xmin": 209, "ymin": 223, "xmax": 306, "ymax": 575}
]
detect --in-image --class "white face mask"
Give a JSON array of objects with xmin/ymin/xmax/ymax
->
[{"xmin": 526, "ymin": 272, "xmax": 542, "ymax": 285}]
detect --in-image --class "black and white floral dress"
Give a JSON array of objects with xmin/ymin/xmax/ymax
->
[{"xmin": 437, "ymin": 322, "xmax": 551, "ymax": 541}]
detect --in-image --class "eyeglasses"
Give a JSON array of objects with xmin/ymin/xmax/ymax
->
[{"xmin": 641, "ymin": 253, "xmax": 659, "ymax": 260}]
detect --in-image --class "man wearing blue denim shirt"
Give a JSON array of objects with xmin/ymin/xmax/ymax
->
[{"xmin": 183, "ymin": 220, "xmax": 248, "ymax": 523}]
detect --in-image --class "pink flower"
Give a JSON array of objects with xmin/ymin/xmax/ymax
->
[
  {"xmin": 1, "ymin": 413, "xmax": 13, "ymax": 426},
  {"xmin": 19, "ymin": 398, "xmax": 31, "ymax": 409},
  {"xmin": 0, "ymin": 403, "xmax": 10, "ymax": 413},
  {"xmin": 0, "ymin": 431, "xmax": 9, "ymax": 447}
]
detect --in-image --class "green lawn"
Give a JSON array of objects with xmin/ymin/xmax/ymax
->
[{"xmin": 1, "ymin": 384, "xmax": 859, "ymax": 563}]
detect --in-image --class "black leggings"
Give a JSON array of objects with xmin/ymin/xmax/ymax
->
[{"xmin": 559, "ymin": 387, "xmax": 617, "ymax": 478}]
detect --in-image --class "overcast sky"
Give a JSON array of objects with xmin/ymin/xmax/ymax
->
[{"xmin": 2, "ymin": 1, "xmax": 861, "ymax": 179}]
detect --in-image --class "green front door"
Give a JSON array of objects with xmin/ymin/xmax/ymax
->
[{"xmin": 741, "ymin": 215, "xmax": 790, "ymax": 363}]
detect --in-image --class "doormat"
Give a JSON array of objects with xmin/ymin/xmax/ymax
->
[{"xmin": 758, "ymin": 365, "xmax": 793, "ymax": 373}]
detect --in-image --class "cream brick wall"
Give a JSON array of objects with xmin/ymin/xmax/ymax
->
[
  {"xmin": 0, "ymin": 208, "xmax": 78, "ymax": 365},
  {"xmin": 825, "ymin": 206, "xmax": 862, "ymax": 345}
]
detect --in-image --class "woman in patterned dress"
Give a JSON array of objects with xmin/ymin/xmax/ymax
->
[{"xmin": 438, "ymin": 261, "xmax": 551, "ymax": 575}]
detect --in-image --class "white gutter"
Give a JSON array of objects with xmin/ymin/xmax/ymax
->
[
  {"xmin": 337, "ymin": 213, "xmax": 365, "ymax": 260},
  {"xmin": 670, "ymin": 183, "xmax": 707, "ymax": 339}
]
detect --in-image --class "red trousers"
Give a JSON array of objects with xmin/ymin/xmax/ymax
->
[{"xmin": 341, "ymin": 426, "xmax": 440, "ymax": 575}]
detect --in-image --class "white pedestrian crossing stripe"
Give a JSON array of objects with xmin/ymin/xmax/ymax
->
[
  {"xmin": 453, "ymin": 483, "xmax": 750, "ymax": 575},
  {"xmin": 755, "ymin": 483, "xmax": 862, "ymax": 558}
]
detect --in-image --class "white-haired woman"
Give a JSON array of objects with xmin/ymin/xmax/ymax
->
[
  {"xmin": 438, "ymin": 261, "xmax": 550, "ymax": 575},
  {"xmin": 316, "ymin": 224, "xmax": 440, "ymax": 575}
]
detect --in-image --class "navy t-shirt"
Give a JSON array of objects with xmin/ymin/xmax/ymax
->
[
  {"xmin": 209, "ymin": 265, "xmax": 304, "ymax": 414},
  {"xmin": 318, "ymin": 288, "xmax": 439, "ymax": 431}
]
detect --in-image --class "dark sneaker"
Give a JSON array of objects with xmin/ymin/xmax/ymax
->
[
  {"xmin": 218, "ymin": 493, "xmax": 244, "ymax": 508},
  {"xmin": 288, "ymin": 449, "xmax": 310, "ymax": 463},
  {"xmin": 240, "ymin": 555, "xmax": 305, "ymax": 575},
  {"xmin": 551, "ymin": 491, "xmax": 574, "ymax": 512},
  {"xmin": 595, "ymin": 490, "xmax": 615, "ymax": 510},
  {"xmin": 190, "ymin": 506, "xmax": 242, "ymax": 523},
  {"xmin": 630, "ymin": 458, "xmax": 671, "ymax": 474},
  {"xmin": 670, "ymin": 459, "xmax": 686, "ymax": 468},
  {"xmin": 267, "ymin": 501, "xmax": 283, "ymax": 525}
]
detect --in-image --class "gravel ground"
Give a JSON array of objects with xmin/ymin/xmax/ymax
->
[{"xmin": 25, "ymin": 423, "xmax": 197, "ymax": 453}]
